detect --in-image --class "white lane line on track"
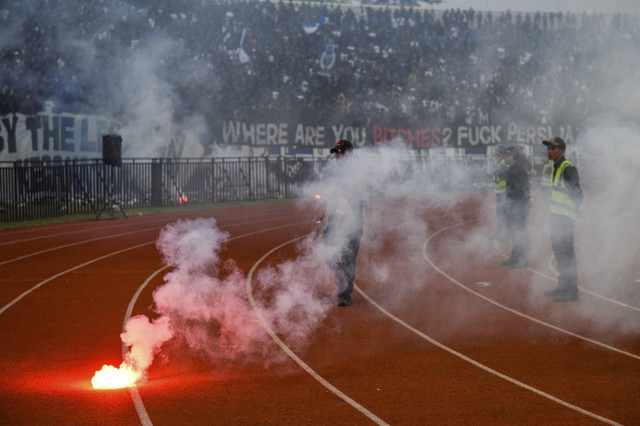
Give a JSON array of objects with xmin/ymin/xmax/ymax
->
[
  {"xmin": 245, "ymin": 233, "xmax": 619, "ymax": 426},
  {"xmin": 0, "ymin": 215, "xmax": 292, "ymax": 266},
  {"xmin": 0, "ymin": 241, "xmax": 153, "ymax": 316},
  {"xmin": 493, "ymin": 220, "xmax": 640, "ymax": 313},
  {"xmin": 422, "ymin": 221, "xmax": 640, "ymax": 363},
  {"xmin": 477, "ymin": 220, "xmax": 640, "ymax": 313},
  {"xmin": 0, "ymin": 207, "xmax": 293, "ymax": 247},
  {"xmin": 246, "ymin": 236, "xmax": 389, "ymax": 426},
  {"xmin": 0, "ymin": 218, "xmax": 307, "ymax": 316},
  {"xmin": 121, "ymin": 221, "xmax": 313, "ymax": 426},
  {"xmin": 527, "ymin": 267, "xmax": 640, "ymax": 312},
  {"xmin": 0, "ymin": 222, "xmax": 141, "ymax": 246},
  {"xmin": 0, "ymin": 218, "xmax": 310, "ymax": 425},
  {"xmin": 353, "ymin": 284, "xmax": 621, "ymax": 426},
  {"xmin": 0, "ymin": 227, "xmax": 159, "ymax": 267},
  {"xmin": 124, "ymin": 267, "xmax": 167, "ymax": 426}
]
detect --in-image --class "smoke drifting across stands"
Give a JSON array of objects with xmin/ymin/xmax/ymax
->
[{"xmin": 1, "ymin": 1, "xmax": 639, "ymax": 158}]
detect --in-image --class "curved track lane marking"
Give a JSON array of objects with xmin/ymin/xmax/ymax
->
[
  {"xmin": 527, "ymin": 267, "xmax": 640, "ymax": 312},
  {"xmin": 0, "ymin": 218, "xmax": 306, "ymax": 316},
  {"xmin": 122, "ymin": 222, "xmax": 315, "ymax": 426},
  {"xmin": 422, "ymin": 220, "xmax": 640, "ymax": 362},
  {"xmin": 244, "ymin": 233, "xmax": 619, "ymax": 425},
  {"xmin": 246, "ymin": 236, "xmax": 389, "ymax": 426},
  {"xmin": 0, "ymin": 227, "xmax": 160, "ymax": 267},
  {"xmin": 353, "ymin": 284, "xmax": 621, "ymax": 425},
  {"xmin": 0, "ymin": 215, "xmax": 293, "ymax": 266},
  {"xmin": 124, "ymin": 267, "xmax": 167, "ymax": 426},
  {"xmin": 0, "ymin": 241, "xmax": 153, "ymax": 316},
  {"xmin": 492, "ymin": 218, "xmax": 640, "ymax": 313},
  {"xmin": 0, "ymin": 206, "xmax": 293, "ymax": 246}
]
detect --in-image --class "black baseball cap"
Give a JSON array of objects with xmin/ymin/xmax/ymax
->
[
  {"xmin": 543, "ymin": 137, "xmax": 566, "ymax": 150},
  {"xmin": 504, "ymin": 146, "xmax": 520, "ymax": 159},
  {"xmin": 330, "ymin": 140, "xmax": 354, "ymax": 153},
  {"xmin": 504, "ymin": 146, "xmax": 517, "ymax": 155}
]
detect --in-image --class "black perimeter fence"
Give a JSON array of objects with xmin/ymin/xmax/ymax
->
[{"xmin": 0, "ymin": 155, "xmax": 493, "ymax": 223}]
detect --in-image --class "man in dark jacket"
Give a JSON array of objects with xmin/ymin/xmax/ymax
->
[
  {"xmin": 490, "ymin": 145, "xmax": 508, "ymax": 240},
  {"xmin": 315, "ymin": 140, "xmax": 364, "ymax": 307},
  {"xmin": 501, "ymin": 146, "xmax": 530, "ymax": 268},
  {"xmin": 542, "ymin": 136, "xmax": 583, "ymax": 302}
]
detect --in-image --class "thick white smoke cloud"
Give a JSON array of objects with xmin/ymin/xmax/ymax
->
[
  {"xmin": 120, "ymin": 315, "xmax": 173, "ymax": 377},
  {"xmin": 253, "ymin": 236, "xmax": 336, "ymax": 350},
  {"xmin": 301, "ymin": 147, "xmax": 450, "ymax": 305},
  {"xmin": 118, "ymin": 216, "xmax": 342, "ymax": 379},
  {"xmin": 150, "ymin": 217, "xmax": 268, "ymax": 364}
]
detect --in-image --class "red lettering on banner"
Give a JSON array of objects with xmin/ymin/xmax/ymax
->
[
  {"xmin": 372, "ymin": 125, "xmax": 442, "ymax": 148},
  {"xmin": 373, "ymin": 125, "xmax": 383, "ymax": 144},
  {"xmin": 407, "ymin": 129, "xmax": 419, "ymax": 147}
]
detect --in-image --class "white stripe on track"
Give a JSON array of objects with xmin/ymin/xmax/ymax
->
[
  {"xmin": 121, "ymin": 221, "xmax": 313, "ymax": 426},
  {"xmin": 246, "ymin": 232, "xmax": 620, "ymax": 425},
  {"xmin": 0, "ymin": 206, "xmax": 293, "ymax": 247},
  {"xmin": 423, "ymin": 220, "xmax": 640, "ymax": 361},
  {"xmin": 353, "ymin": 284, "xmax": 621, "ymax": 425},
  {"xmin": 246, "ymin": 236, "xmax": 389, "ymax": 426},
  {"xmin": 0, "ymin": 217, "xmax": 308, "ymax": 316},
  {"xmin": 493, "ymin": 219, "xmax": 640, "ymax": 313},
  {"xmin": 0, "ymin": 227, "xmax": 159, "ymax": 267},
  {"xmin": 0, "ymin": 241, "xmax": 153, "ymax": 316},
  {"xmin": 123, "ymin": 267, "xmax": 167, "ymax": 426},
  {"xmin": 0, "ymin": 215, "xmax": 292, "ymax": 266},
  {"xmin": 528, "ymin": 267, "xmax": 640, "ymax": 312}
]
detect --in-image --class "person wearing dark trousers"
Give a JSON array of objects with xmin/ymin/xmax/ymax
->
[
  {"xmin": 490, "ymin": 145, "xmax": 508, "ymax": 240},
  {"xmin": 542, "ymin": 137, "xmax": 583, "ymax": 302},
  {"xmin": 315, "ymin": 140, "xmax": 363, "ymax": 307},
  {"xmin": 501, "ymin": 146, "xmax": 531, "ymax": 269}
]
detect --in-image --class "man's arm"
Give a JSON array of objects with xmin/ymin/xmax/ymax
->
[{"xmin": 564, "ymin": 166, "xmax": 584, "ymax": 208}]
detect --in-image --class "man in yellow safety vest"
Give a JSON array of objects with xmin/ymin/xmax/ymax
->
[
  {"xmin": 542, "ymin": 137, "xmax": 584, "ymax": 302},
  {"xmin": 491, "ymin": 145, "xmax": 508, "ymax": 240}
]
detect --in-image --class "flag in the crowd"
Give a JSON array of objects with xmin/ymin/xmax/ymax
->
[
  {"xmin": 238, "ymin": 28, "xmax": 250, "ymax": 64},
  {"xmin": 301, "ymin": 15, "xmax": 326, "ymax": 34},
  {"xmin": 318, "ymin": 42, "xmax": 336, "ymax": 77}
]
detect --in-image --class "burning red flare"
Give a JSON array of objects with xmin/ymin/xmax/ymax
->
[{"xmin": 91, "ymin": 363, "xmax": 141, "ymax": 389}]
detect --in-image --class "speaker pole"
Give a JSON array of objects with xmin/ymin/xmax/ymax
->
[
  {"xmin": 96, "ymin": 163, "xmax": 127, "ymax": 220},
  {"xmin": 96, "ymin": 135, "xmax": 127, "ymax": 220}
]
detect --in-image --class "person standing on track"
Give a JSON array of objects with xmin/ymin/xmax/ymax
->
[
  {"xmin": 314, "ymin": 140, "xmax": 366, "ymax": 307},
  {"xmin": 500, "ymin": 146, "xmax": 531, "ymax": 269},
  {"xmin": 540, "ymin": 151, "xmax": 553, "ymax": 208},
  {"xmin": 490, "ymin": 145, "xmax": 508, "ymax": 240},
  {"xmin": 542, "ymin": 137, "xmax": 583, "ymax": 302}
]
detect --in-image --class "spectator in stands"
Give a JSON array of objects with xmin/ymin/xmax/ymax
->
[{"xmin": 0, "ymin": 0, "xmax": 636, "ymax": 152}]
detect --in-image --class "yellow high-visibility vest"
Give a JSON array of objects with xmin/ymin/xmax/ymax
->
[
  {"xmin": 492, "ymin": 160, "xmax": 506, "ymax": 194},
  {"xmin": 549, "ymin": 160, "xmax": 577, "ymax": 220}
]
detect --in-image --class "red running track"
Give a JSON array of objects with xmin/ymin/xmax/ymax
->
[{"xmin": 0, "ymin": 196, "xmax": 639, "ymax": 425}]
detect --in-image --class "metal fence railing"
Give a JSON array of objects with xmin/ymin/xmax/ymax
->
[
  {"xmin": 1, "ymin": 154, "xmax": 494, "ymax": 224},
  {"xmin": 0, "ymin": 157, "xmax": 323, "ymax": 223}
]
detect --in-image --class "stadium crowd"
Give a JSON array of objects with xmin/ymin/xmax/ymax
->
[{"xmin": 1, "ymin": 0, "xmax": 638, "ymax": 139}]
